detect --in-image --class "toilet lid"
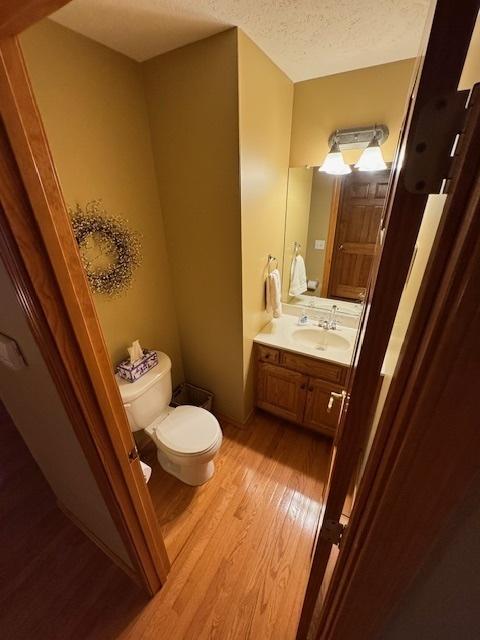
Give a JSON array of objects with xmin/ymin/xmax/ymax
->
[{"xmin": 154, "ymin": 406, "xmax": 220, "ymax": 455}]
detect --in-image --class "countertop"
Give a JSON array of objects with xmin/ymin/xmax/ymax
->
[{"xmin": 254, "ymin": 313, "xmax": 357, "ymax": 367}]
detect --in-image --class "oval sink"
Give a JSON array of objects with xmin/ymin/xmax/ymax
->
[{"xmin": 291, "ymin": 328, "xmax": 351, "ymax": 352}]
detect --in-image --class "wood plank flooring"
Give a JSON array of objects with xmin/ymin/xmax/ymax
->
[
  {"xmin": 133, "ymin": 411, "xmax": 330, "ymax": 640},
  {"xmin": 1, "ymin": 403, "xmax": 330, "ymax": 640},
  {"xmin": 0, "ymin": 401, "xmax": 148, "ymax": 640}
]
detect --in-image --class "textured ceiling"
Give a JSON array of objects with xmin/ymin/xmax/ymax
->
[{"xmin": 51, "ymin": 0, "xmax": 430, "ymax": 81}]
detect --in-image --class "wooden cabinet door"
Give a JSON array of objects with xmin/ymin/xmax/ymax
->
[
  {"xmin": 256, "ymin": 362, "xmax": 307, "ymax": 424},
  {"xmin": 303, "ymin": 379, "xmax": 344, "ymax": 436},
  {"xmin": 328, "ymin": 170, "xmax": 390, "ymax": 301}
]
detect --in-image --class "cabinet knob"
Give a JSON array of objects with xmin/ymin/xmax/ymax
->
[
  {"xmin": 308, "ymin": 386, "xmax": 314, "ymax": 392},
  {"xmin": 265, "ymin": 354, "xmax": 270, "ymax": 359},
  {"xmin": 300, "ymin": 383, "xmax": 306, "ymax": 390}
]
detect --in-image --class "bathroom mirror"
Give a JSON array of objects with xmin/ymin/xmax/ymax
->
[{"xmin": 282, "ymin": 166, "xmax": 391, "ymax": 314}]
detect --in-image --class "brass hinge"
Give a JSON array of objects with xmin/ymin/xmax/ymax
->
[
  {"xmin": 404, "ymin": 89, "xmax": 470, "ymax": 194},
  {"xmin": 319, "ymin": 519, "xmax": 346, "ymax": 546}
]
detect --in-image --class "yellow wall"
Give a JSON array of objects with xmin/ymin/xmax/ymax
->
[
  {"xmin": 282, "ymin": 167, "xmax": 313, "ymax": 301},
  {"xmin": 0, "ymin": 261, "xmax": 130, "ymax": 566},
  {"xmin": 237, "ymin": 30, "xmax": 294, "ymax": 417},
  {"xmin": 305, "ymin": 172, "xmax": 334, "ymax": 289},
  {"xmin": 21, "ymin": 20, "xmax": 184, "ymax": 385},
  {"xmin": 290, "ymin": 59, "xmax": 415, "ymax": 167},
  {"xmin": 459, "ymin": 11, "xmax": 480, "ymax": 90},
  {"xmin": 143, "ymin": 30, "xmax": 245, "ymax": 422}
]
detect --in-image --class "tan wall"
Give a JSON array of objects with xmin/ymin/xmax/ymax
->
[
  {"xmin": 237, "ymin": 31, "xmax": 294, "ymax": 417},
  {"xmin": 290, "ymin": 59, "xmax": 415, "ymax": 167},
  {"xmin": 305, "ymin": 172, "xmax": 334, "ymax": 288},
  {"xmin": 143, "ymin": 30, "xmax": 245, "ymax": 422},
  {"xmin": 282, "ymin": 167, "xmax": 313, "ymax": 301},
  {"xmin": 21, "ymin": 20, "xmax": 184, "ymax": 385},
  {"xmin": 0, "ymin": 260, "xmax": 130, "ymax": 566},
  {"xmin": 459, "ymin": 11, "xmax": 480, "ymax": 90}
]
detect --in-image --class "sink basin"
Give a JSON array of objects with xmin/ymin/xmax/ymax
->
[{"xmin": 291, "ymin": 327, "xmax": 351, "ymax": 352}]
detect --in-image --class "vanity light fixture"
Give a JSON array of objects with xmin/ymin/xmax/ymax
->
[
  {"xmin": 318, "ymin": 138, "xmax": 352, "ymax": 175},
  {"xmin": 321, "ymin": 125, "xmax": 389, "ymax": 174},
  {"xmin": 354, "ymin": 129, "xmax": 388, "ymax": 172}
]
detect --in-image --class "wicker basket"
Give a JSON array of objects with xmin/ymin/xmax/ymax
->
[{"xmin": 171, "ymin": 383, "xmax": 214, "ymax": 412}]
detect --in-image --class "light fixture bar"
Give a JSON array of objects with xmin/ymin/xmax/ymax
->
[{"xmin": 328, "ymin": 125, "xmax": 389, "ymax": 150}]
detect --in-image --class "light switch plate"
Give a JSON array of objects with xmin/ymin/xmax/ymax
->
[
  {"xmin": 0, "ymin": 333, "xmax": 26, "ymax": 370},
  {"xmin": 315, "ymin": 239, "xmax": 326, "ymax": 250}
]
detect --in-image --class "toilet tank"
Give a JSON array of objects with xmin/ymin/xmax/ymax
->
[{"xmin": 116, "ymin": 351, "xmax": 172, "ymax": 431}]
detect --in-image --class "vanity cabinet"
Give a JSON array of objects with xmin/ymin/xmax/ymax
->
[{"xmin": 255, "ymin": 344, "xmax": 347, "ymax": 438}]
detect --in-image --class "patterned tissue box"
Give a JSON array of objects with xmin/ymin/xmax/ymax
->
[{"xmin": 116, "ymin": 349, "xmax": 158, "ymax": 383}]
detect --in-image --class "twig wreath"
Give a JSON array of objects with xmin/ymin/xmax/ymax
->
[{"xmin": 70, "ymin": 200, "xmax": 142, "ymax": 297}]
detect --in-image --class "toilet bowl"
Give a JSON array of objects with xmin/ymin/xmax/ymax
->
[{"xmin": 116, "ymin": 352, "xmax": 222, "ymax": 486}]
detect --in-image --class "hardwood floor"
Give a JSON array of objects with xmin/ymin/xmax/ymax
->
[
  {"xmin": 135, "ymin": 411, "xmax": 331, "ymax": 639},
  {"xmin": 1, "ymin": 404, "xmax": 330, "ymax": 639},
  {"xmin": 0, "ymin": 402, "xmax": 148, "ymax": 640}
]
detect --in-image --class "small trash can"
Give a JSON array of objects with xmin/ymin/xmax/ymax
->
[{"xmin": 171, "ymin": 383, "xmax": 214, "ymax": 412}]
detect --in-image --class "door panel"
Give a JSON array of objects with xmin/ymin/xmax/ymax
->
[
  {"xmin": 328, "ymin": 170, "xmax": 390, "ymax": 301},
  {"xmin": 257, "ymin": 362, "xmax": 307, "ymax": 423},
  {"xmin": 296, "ymin": 1, "xmax": 480, "ymax": 638}
]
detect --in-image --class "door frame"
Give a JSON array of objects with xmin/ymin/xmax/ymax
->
[
  {"xmin": 320, "ymin": 177, "xmax": 341, "ymax": 297},
  {"xmin": 0, "ymin": 2, "xmax": 169, "ymax": 595},
  {"xmin": 320, "ymin": 81, "xmax": 480, "ymax": 638}
]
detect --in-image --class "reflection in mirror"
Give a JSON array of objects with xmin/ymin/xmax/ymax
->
[{"xmin": 282, "ymin": 165, "xmax": 391, "ymax": 316}]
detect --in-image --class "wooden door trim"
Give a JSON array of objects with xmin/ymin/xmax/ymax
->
[
  {"xmin": 0, "ymin": 35, "xmax": 169, "ymax": 593},
  {"xmin": 320, "ymin": 87, "xmax": 480, "ymax": 638},
  {"xmin": 297, "ymin": 0, "xmax": 479, "ymax": 637},
  {"xmin": 321, "ymin": 178, "xmax": 341, "ymax": 297},
  {"xmin": 0, "ymin": 1, "xmax": 71, "ymax": 39}
]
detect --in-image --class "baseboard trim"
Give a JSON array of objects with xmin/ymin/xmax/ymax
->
[
  {"xmin": 215, "ymin": 408, "xmax": 256, "ymax": 430},
  {"xmin": 56, "ymin": 500, "xmax": 142, "ymax": 588}
]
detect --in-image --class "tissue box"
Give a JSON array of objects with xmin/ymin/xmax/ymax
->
[{"xmin": 116, "ymin": 349, "xmax": 158, "ymax": 383}]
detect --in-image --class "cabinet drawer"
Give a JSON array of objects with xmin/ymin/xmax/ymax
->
[
  {"xmin": 280, "ymin": 350, "xmax": 346, "ymax": 384},
  {"xmin": 256, "ymin": 344, "xmax": 280, "ymax": 364}
]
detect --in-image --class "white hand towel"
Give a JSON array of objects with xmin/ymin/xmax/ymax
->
[
  {"xmin": 266, "ymin": 268, "xmax": 282, "ymax": 318},
  {"xmin": 289, "ymin": 255, "xmax": 307, "ymax": 296}
]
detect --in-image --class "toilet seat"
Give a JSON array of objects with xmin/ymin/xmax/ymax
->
[{"xmin": 150, "ymin": 405, "xmax": 221, "ymax": 456}]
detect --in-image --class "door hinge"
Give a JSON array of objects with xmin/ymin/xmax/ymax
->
[
  {"xmin": 319, "ymin": 519, "xmax": 346, "ymax": 546},
  {"xmin": 128, "ymin": 445, "xmax": 139, "ymax": 461},
  {"xmin": 404, "ymin": 89, "xmax": 470, "ymax": 194}
]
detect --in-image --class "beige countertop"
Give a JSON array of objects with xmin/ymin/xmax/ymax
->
[{"xmin": 254, "ymin": 313, "xmax": 357, "ymax": 367}]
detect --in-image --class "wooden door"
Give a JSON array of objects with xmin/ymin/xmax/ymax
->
[
  {"xmin": 257, "ymin": 362, "xmax": 307, "ymax": 423},
  {"xmin": 296, "ymin": 1, "xmax": 479, "ymax": 638},
  {"xmin": 303, "ymin": 379, "xmax": 344, "ymax": 437},
  {"xmin": 328, "ymin": 170, "xmax": 390, "ymax": 301}
]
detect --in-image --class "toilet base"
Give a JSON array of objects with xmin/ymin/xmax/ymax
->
[{"xmin": 156, "ymin": 449, "xmax": 215, "ymax": 486}]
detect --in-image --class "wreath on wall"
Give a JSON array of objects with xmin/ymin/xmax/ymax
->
[{"xmin": 70, "ymin": 200, "xmax": 142, "ymax": 297}]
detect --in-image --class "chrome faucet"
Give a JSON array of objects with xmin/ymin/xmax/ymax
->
[{"xmin": 319, "ymin": 304, "xmax": 338, "ymax": 330}]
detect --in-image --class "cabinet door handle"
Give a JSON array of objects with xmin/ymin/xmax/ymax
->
[
  {"xmin": 300, "ymin": 383, "xmax": 306, "ymax": 390},
  {"xmin": 308, "ymin": 386, "xmax": 314, "ymax": 392}
]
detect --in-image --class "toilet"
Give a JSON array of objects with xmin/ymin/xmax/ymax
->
[{"xmin": 116, "ymin": 351, "xmax": 222, "ymax": 486}]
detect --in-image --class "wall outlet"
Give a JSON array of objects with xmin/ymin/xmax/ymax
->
[{"xmin": 315, "ymin": 239, "xmax": 326, "ymax": 250}]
